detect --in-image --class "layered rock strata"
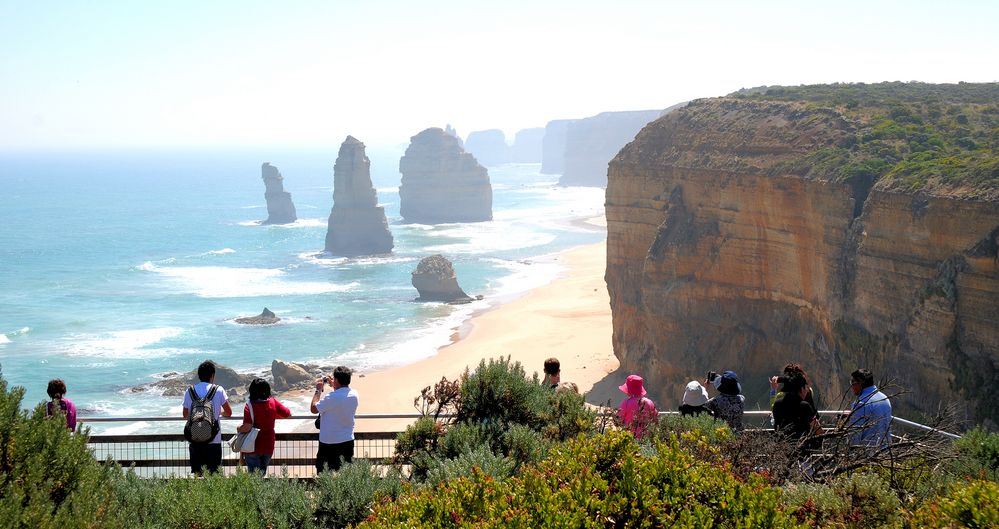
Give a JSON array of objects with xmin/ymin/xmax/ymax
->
[
  {"xmin": 559, "ymin": 110, "xmax": 666, "ymax": 187},
  {"xmin": 324, "ymin": 136, "xmax": 394, "ymax": 256},
  {"xmin": 606, "ymin": 95, "xmax": 999, "ymax": 424},
  {"xmin": 399, "ymin": 128, "xmax": 493, "ymax": 223},
  {"xmin": 412, "ymin": 255, "xmax": 473, "ymax": 303},
  {"xmin": 260, "ymin": 163, "xmax": 297, "ymax": 224}
]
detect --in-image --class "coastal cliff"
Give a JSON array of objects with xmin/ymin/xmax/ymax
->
[
  {"xmin": 606, "ymin": 83, "xmax": 999, "ymax": 424},
  {"xmin": 559, "ymin": 110, "xmax": 667, "ymax": 187}
]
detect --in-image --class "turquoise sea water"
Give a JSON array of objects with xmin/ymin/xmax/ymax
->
[{"xmin": 0, "ymin": 148, "xmax": 605, "ymax": 422}]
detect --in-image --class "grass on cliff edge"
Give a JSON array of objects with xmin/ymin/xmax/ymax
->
[{"xmin": 731, "ymin": 82, "xmax": 999, "ymax": 201}]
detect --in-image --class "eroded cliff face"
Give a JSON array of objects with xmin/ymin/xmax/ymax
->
[
  {"xmin": 399, "ymin": 128, "xmax": 492, "ymax": 223},
  {"xmin": 606, "ymin": 98, "xmax": 999, "ymax": 423}
]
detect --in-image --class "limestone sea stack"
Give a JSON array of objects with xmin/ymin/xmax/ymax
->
[
  {"xmin": 541, "ymin": 119, "xmax": 575, "ymax": 175},
  {"xmin": 508, "ymin": 127, "xmax": 545, "ymax": 163},
  {"xmin": 464, "ymin": 129, "xmax": 509, "ymax": 167},
  {"xmin": 605, "ymin": 83, "xmax": 999, "ymax": 425},
  {"xmin": 324, "ymin": 136, "xmax": 394, "ymax": 256},
  {"xmin": 399, "ymin": 128, "xmax": 493, "ymax": 223},
  {"xmin": 412, "ymin": 255, "xmax": 473, "ymax": 303},
  {"xmin": 260, "ymin": 163, "xmax": 297, "ymax": 224},
  {"xmin": 271, "ymin": 359, "xmax": 313, "ymax": 392}
]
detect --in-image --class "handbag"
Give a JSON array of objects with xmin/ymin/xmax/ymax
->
[{"xmin": 228, "ymin": 400, "xmax": 260, "ymax": 454}]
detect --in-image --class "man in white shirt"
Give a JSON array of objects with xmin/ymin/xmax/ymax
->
[
  {"xmin": 181, "ymin": 360, "xmax": 232, "ymax": 475},
  {"xmin": 311, "ymin": 365, "xmax": 359, "ymax": 473}
]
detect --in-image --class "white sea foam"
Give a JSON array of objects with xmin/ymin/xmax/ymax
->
[
  {"xmin": 236, "ymin": 218, "xmax": 326, "ymax": 228},
  {"xmin": 62, "ymin": 327, "xmax": 197, "ymax": 359},
  {"xmin": 139, "ymin": 263, "xmax": 357, "ymax": 298},
  {"xmin": 206, "ymin": 248, "xmax": 236, "ymax": 255},
  {"xmin": 485, "ymin": 258, "xmax": 563, "ymax": 298},
  {"xmin": 240, "ymin": 205, "xmax": 265, "ymax": 209},
  {"xmin": 102, "ymin": 421, "xmax": 151, "ymax": 435},
  {"xmin": 421, "ymin": 221, "xmax": 556, "ymax": 254},
  {"xmin": 0, "ymin": 335, "xmax": 9, "ymax": 345}
]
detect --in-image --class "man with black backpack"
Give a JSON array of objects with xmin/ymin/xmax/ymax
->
[{"xmin": 182, "ymin": 360, "xmax": 232, "ymax": 475}]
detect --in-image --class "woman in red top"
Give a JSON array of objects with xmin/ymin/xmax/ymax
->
[{"xmin": 237, "ymin": 378, "xmax": 292, "ymax": 474}]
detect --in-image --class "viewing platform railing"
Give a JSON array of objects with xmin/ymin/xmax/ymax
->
[{"xmin": 78, "ymin": 411, "xmax": 960, "ymax": 478}]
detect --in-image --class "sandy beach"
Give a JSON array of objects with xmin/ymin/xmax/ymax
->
[{"xmin": 306, "ymin": 233, "xmax": 619, "ymax": 432}]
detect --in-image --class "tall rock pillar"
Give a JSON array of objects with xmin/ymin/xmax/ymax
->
[
  {"xmin": 261, "ymin": 163, "xmax": 297, "ymax": 224},
  {"xmin": 324, "ymin": 136, "xmax": 394, "ymax": 256}
]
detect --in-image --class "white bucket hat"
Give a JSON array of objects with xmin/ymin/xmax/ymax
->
[{"xmin": 683, "ymin": 380, "xmax": 709, "ymax": 406}]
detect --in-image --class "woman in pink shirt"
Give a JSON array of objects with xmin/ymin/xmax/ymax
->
[
  {"xmin": 618, "ymin": 374, "xmax": 658, "ymax": 439},
  {"xmin": 236, "ymin": 378, "xmax": 292, "ymax": 474},
  {"xmin": 45, "ymin": 379, "xmax": 77, "ymax": 431}
]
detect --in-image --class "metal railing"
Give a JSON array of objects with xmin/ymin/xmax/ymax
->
[{"xmin": 79, "ymin": 411, "xmax": 959, "ymax": 478}]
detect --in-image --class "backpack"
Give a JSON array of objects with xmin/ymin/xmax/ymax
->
[{"xmin": 183, "ymin": 385, "xmax": 220, "ymax": 443}]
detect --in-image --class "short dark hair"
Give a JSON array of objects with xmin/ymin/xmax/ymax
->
[
  {"xmin": 47, "ymin": 379, "xmax": 67, "ymax": 399},
  {"xmin": 543, "ymin": 357, "xmax": 560, "ymax": 376},
  {"xmin": 332, "ymin": 365, "xmax": 352, "ymax": 386},
  {"xmin": 781, "ymin": 374, "xmax": 807, "ymax": 395},
  {"xmin": 197, "ymin": 360, "xmax": 217, "ymax": 383},
  {"xmin": 851, "ymin": 369, "xmax": 875, "ymax": 389},
  {"xmin": 248, "ymin": 378, "xmax": 271, "ymax": 401},
  {"xmin": 783, "ymin": 363, "xmax": 810, "ymax": 385}
]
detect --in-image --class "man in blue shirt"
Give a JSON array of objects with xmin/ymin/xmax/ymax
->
[{"xmin": 847, "ymin": 369, "xmax": 892, "ymax": 448}]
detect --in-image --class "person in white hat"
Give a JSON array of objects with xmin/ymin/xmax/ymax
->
[{"xmin": 679, "ymin": 380, "xmax": 710, "ymax": 416}]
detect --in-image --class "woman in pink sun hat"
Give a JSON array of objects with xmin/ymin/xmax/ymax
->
[{"xmin": 617, "ymin": 374, "xmax": 658, "ymax": 439}]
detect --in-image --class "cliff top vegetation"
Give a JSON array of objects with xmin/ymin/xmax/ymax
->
[{"xmin": 730, "ymin": 82, "xmax": 999, "ymax": 201}]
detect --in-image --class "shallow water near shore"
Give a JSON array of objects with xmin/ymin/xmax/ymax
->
[{"xmin": 0, "ymin": 149, "xmax": 605, "ymax": 422}]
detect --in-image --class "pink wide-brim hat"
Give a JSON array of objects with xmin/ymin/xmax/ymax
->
[{"xmin": 619, "ymin": 374, "xmax": 647, "ymax": 397}]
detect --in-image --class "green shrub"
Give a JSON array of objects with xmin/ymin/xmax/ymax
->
[
  {"xmin": 783, "ymin": 481, "xmax": 850, "ymax": 527},
  {"xmin": 500, "ymin": 424, "xmax": 548, "ymax": 470},
  {"xmin": 314, "ymin": 460, "xmax": 403, "ymax": 529},
  {"xmin": 0, "ymin": 373, "xmax": 126, "ymax": 529},
  {"xmin": 437, "ymin": 422, "xmax": 493, "ymax": 460},
  {"xmin": 424, "ymin": 446, "xmax": 515, "ymax": 488},
  {"xmin": 953, "ymin": 427, "xmax": 999, "ymax": 481},
  {"xmin": 909, "ymin": 479, "xmax": 999, "ymax": 528},
  {"xmin": 361, "ymin": 431, "xmax": 805, "ymax": 528},
  {"xmin": 455, "ymin": 356, "xmax": 550, "ymax": 429}
]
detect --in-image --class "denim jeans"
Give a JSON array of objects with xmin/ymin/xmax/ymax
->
[{"xmin": 244, "ymin": 454, "xmax": 272, "ymax": 474}]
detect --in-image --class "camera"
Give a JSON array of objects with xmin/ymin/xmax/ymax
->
[{"xmin": 706, "ymin": 371, "xmax": 719, "ymax": 382}]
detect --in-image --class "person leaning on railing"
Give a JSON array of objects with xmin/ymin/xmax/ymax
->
[
  {"xmin": 311, "ymin": 366, "xmax": 359, "ymax": 473},
  {"xmin": 846, "ymin": 369, "xmax": 892, "ymax": 449},
  {"xmin": 236, "ymin": 378, "xmax": 291, "ymax": 475}
]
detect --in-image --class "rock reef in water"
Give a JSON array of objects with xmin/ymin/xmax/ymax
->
[
  {"xmin": 558, "ymin": 110, "xmax": 668, "ymax": 187},
  {"xmin": 605, "ymin": 84, "xmax": 999, "ymax": 424},
  {"xmin": 260, "ymin": 163, "xmax": 297, "ymax": 224},
  {"xmin": 412, "ymin": 254, "xmax": 474, "ymax": 303},
  {"xmin": 271, "ymin": 359, "xmax": 314, "ymax": 392},
  {"xmin": 399, "ymin": 128, "xmax": 492, "ymax": 223},
  {"xmin": 324, "ymin": 136, "xmax": 394, "ymax": 256},
  {"xmin": 235, "ymin": 307, "xmax": 281, "ymax": 325},
  {"xmin": 464, "ymin": 129, "xmax": 509, "ymax": 167}
]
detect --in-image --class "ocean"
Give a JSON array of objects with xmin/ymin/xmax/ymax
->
[{"xmin": 0, "ymin": 147, "xmax": 606, "ymax": 424}]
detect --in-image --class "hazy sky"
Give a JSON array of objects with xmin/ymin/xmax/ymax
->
[{"xmin": 2, "ymin": 0, "xmax": 996, "ymax": 149}]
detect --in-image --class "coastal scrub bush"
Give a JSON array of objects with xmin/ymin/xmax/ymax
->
[
  {"xmin": 424, "ymin": 445, "xmax": 515, "ymax": 488},
  {"xmin": 361, "ymin": 430, "xmax": 805, "ymax": 528},
  {"xmin": 0, "ymin": 372, "xmax": 124, "ymax": 529},
  {"xmin": 314, "ymin": 460, "xmax": 403, "ymax": 529},
  {"xmin": 394, "ymin": 356, "xmax": 594, "ymax": 484},
  {"xmin": 783, "ymin": 473, "xmax": 901, "ymax": 528},
  {"xmin": 908, "ymin": 479, "xmax": 999, "ymax": 528},
  {"xmin": 952, "ymin": 427, "xmax": 999, "ymax": 481}
]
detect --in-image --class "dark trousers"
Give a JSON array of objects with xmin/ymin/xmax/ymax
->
[
  {"xmin": 316, "ymin": 440, "xmax": 353, "ymax": 473},
  {"xmin": 189, "ymin": 443, "xmax": 222, "ymax": 475}
]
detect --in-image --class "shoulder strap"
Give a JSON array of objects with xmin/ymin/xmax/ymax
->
[
  {"xmin": 188, "ymin": 385, "xmax": 205, "ymax": 405},
  {"xmin": 247, "ymin": 400, "xmax": 256, "ymax": 426},
  {"xmin": 205, "ymin": 384, "xmax": 218, "ymax": 401}
]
